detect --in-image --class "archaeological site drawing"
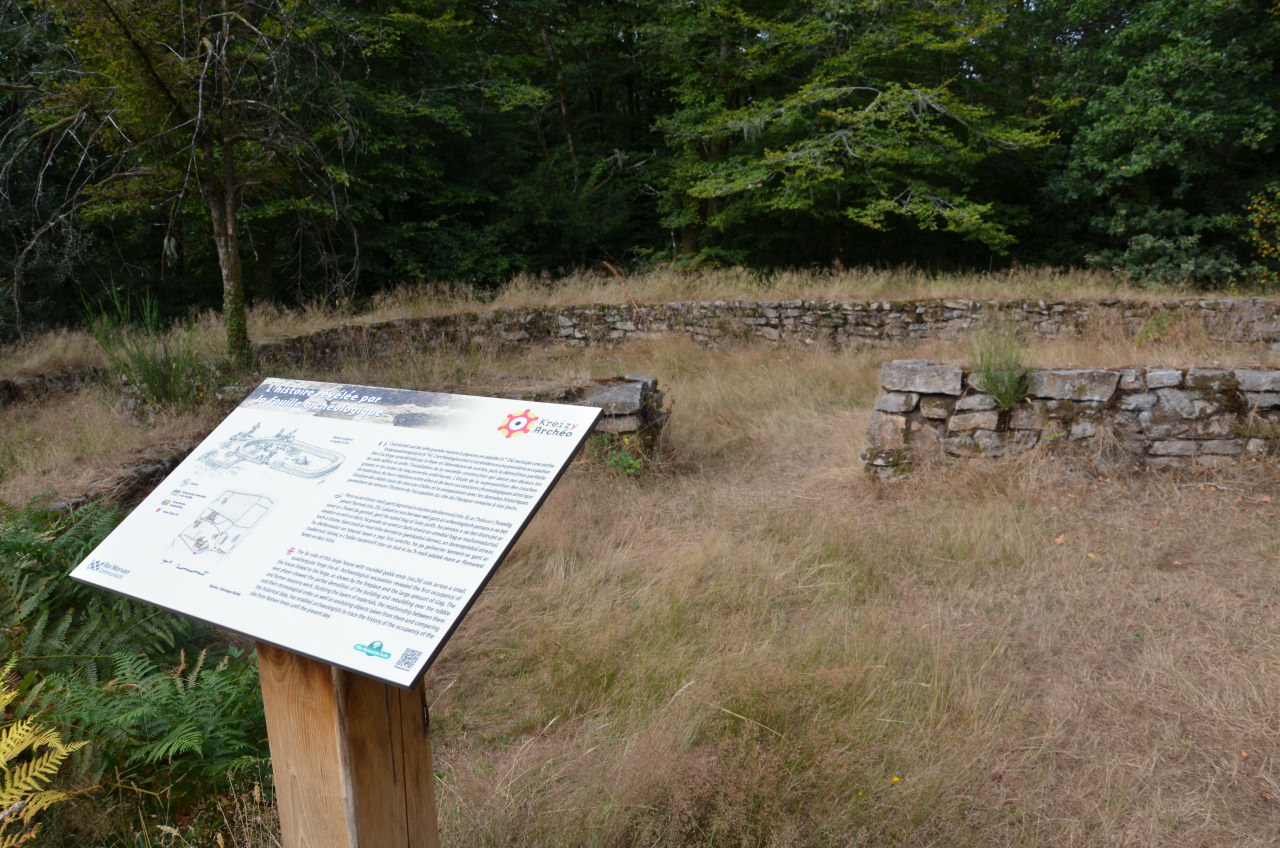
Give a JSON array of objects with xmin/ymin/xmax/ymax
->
[
  {"xmin": 200, "ymin": 422, "xmax": 345, "ymax": 478},
  {"xmin": 178, "ymin": 490, "xmax": 274, "ymax": 557}
]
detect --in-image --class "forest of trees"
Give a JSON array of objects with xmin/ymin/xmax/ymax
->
[{"xmin": 1, "ymin": 0, "xmax": 1278, "ymax": 352}]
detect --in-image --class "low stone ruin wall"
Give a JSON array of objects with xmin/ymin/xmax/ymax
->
[
  {"xmin": 863, "ymin": 359, "xmax": 1280, "ymax": 477},
  {"xmin": 255, "ymin": 296, "xmax": 1280, "ymax": 367},
  {"xmin": 0, "ymin": 367, "xmax": 97, "ymax": 407}
]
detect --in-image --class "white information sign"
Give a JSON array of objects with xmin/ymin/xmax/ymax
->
[{"xmin": 71, "ymin": 378, "xmax": 601, "ymax": 687}]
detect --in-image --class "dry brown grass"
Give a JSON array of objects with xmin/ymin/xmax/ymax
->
[
  {"xmin": 0, "ymin": 266, "xmax": 1241, "ymax": 374},
  {"xmin": 0, "ymin": 387, "xmax": 221, "ymax": 506},
  {"xmin": 2, "ymin": 272, "xmax": 1278, "ymax": 845},
  {"xmin": 0, "ymin": 327, "xmax": 104, "ymax": 375},
  {"xmin": 345, "ymin": 337, "xmax": 1280, "ymax": 847},
  {"xmin": 484, "ymin": 265, "xmax": 1144, "ymax": 309}
]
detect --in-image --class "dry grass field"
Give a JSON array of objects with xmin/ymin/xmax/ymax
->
[
  {"xmin": 410, "ymin": 339, "xmax": 1280, "ymax": 847},
  {"xmin": 2, "ymin": 269, "xmax": 1278, "ymax": 845}
]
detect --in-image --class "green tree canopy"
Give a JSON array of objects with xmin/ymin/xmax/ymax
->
[
  {"xmin": 650, "ymin": 0, "xmax": 1049, "ymax": 267},
  {"xmin": 1041, "ymin": 0, "xmax": 1280, "ymax": 284},
  {"xmin": 7, "ymin": 0, "xmax": 362, "ymax": 361}
]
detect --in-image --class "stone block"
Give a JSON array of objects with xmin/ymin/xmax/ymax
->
[
  {"xmin": 1069, "ymin": 420, "xmax": 1098, "ymax": 440},
  {"xmin": 1118, "ymin": 369, "xmax": 1145, "ymax": 391},
  {"xmin": 1190, "ymin": 415, "xmax": 1238, "ymax": 438},
  {"xmin": 1246, "ymin": 438, "xmax": 1277, "ymax": 456},
  {"xmin": 1185, "ymin": 369, "xmax": 1237, "ymax": 391},
  {"xmin": 1150, "ymin": 440, "xmax": 1198, "ymax": 456},
  {"xmin": 949, "ymin": 411, "xmax": 1000, "ymax": 432},
  {"xmin": 581, "ymin": 381, "xmax": 646, "ymax": 415},
  {"xmin": 1235, "ymin": 370, "xmax": 1280, "ymax": 392},
  {"xmin": 1199, "ymin": 439, "xmax": 1243, "ymax": 455},
  {"xmin": 875, "ymin": 392, "xmax": 919, "ymax": 413},
  {"xmin": 1120, "ymin": 393, "xmax": 1157, "ymax": 411},
  {"xmin": 1146, "ymin": 369, "xmax": 1183, "ymax": 389},
  {"xmin": 956, "ymin": 394, "xmax": 998, "ymax": 411},
  {"xmin": 940, "ymin": 433, "xmax": 979, "ymax": 457},
  {"xmin": 867, "ymin": 411, "xmax": 908, "ymax": 450},
  {"xmin": 944, "ymin": 430, "xmax": 1039, "ymax": 458},
  {"xmin": 1027, "ymin": 369, "xmax": 1120, "ymax": 402},
  {"xmin": 623, "ymin": 374, "xmax": 658, "ymax": 392},
  {"xmin": 919, "ymin": 396, "xmax": 956, "ymax": 419},
  {"xmin": 881, "ymin": 360, "xmax": 963, "ymax": 395},
  {"xmin": 1196, "ymin": 454, "xmax": 1237, "ymax": 469},
  {"xmin": 1244, "ymin": 392, "xmax": 1280, "ymax": 409},
  {"xmin": 593, "ymin": 414, "xmax": 646, "ymax": 434},
  {"xmin": 860, "ymin": 447, "xmax": 910, "ymax": 468},
  {"xmin": 908, "ymin": 418, "xmax": 943, "ymax": 452},
  {"xmin": 1139, "ymin": 408, "xmax": 1190, "ymax": 439},
  {"xmin": 975, "ymin": 429, "xmax": 1040, "ymax": 456},
  {"xmin": 1155, "ymin": 388, "xmax": 1198, "ymax": 419},
  {"xmin": 1008, "ymin": 403, "xmax": 1047, "ymax": 430}
]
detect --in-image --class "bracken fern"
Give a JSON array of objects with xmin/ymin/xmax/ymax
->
[
  {"xmin": 49, "ymin": 648, "xmax": 267, "ymax": 795},
  {"xmin": 0, "ymin": 660, "xmax": 86, "ymax": 848},
  {"xmin": 0, "ymin": 501, "xmax": 199, "ymax": 700}
]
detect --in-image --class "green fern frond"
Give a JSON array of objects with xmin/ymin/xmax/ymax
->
[{"xmin": 132, "ymin": 720, "xmax": 206, "ymax": 765}]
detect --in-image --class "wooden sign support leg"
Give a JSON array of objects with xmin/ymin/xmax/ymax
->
[{"xmin": 257, "ymin": 643, "xmax": 442, "ymax": 848}]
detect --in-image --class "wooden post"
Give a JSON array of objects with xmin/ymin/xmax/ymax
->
[{"xmin": 257, "ymin": 642, "xmax": 442, "ymax": 848}]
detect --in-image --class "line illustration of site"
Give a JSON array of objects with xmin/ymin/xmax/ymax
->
[
  {"xmin": 200, "ymin": 422, "xmax": 345, "ymax": 478},
  {"xmin": 178, "ymin": 490, "xmax": 274, "ymax": 557}
]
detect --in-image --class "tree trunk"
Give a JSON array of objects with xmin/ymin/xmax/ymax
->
[
  {"xmin": 206, "ymin": 169, "xmax": 252, "ymax": 368},
  {"xmin": 540, "ymin": 23, "xmax": 577, "ymax": 185}
]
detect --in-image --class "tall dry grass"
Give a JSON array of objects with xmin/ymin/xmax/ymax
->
[
  {"xmin": 330, "ymin": 336, "xmax": 1280, "ymax": 847},
  {"xmin": 485, "ymin": 265, "xmax": 1142, "ymax": 309},
  {"xmin": 0, "ymin": 387, "xmax": 221, "ymax": 505},
  {"xmin": 1, "ymin": 271, "xmax": 1277, "ymax": 845}
]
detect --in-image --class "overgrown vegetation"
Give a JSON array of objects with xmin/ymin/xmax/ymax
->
[
  {"xmin": 0, "ymin": 662, "xmax": 85, "ymax": 848},
  {"xmin": 87, "ymin": 291, "xmax": 221, "ymax": 411},
  {"xmin": 0, "ymin": 502, "xmax": 269, "ymax": 846},
  {"xmin": 971, "ymin": 321, "xmax": 1032, "ymax": 412},
  {"xmin": 1, "ymin": 0, "xmax": 1278, "ymax": 344},
  {"xmin": 1248, "ymin": 184, "xmax": 1280, "ymax": 288},
  {"xmin": 0, "ymin": 271, "xmax": 1279, "ymax": 844}
]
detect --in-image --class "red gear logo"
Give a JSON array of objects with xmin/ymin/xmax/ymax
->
[{"xmin": 497, "ymin": 409, "xmax": 539, "ymax": 438}]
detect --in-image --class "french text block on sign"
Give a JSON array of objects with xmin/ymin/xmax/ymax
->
[{"xmin": 71, "ymin": 378, "xmax": 601, "ymax": 687}]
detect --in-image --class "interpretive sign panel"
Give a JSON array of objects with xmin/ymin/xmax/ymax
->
[{"xmin": 71, "ymin": 378, "xmax": 601, "ymax": 687}]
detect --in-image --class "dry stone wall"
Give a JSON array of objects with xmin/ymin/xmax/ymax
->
[
  {"xmin": 863, "ymin": 360, "xmax": 1280, "ymax": 478},
  {"xmin": 254, "ymin": 297, "xmax": 1280, "ymax": 366},
  {"xmin": 0, "ymin": 367, "xmax": 97, "ymax": 406}
]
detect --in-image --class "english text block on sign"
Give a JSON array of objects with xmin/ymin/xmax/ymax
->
[{"xmin": 71, "ymin": 379, "xmax": 601, "ymax": 687}]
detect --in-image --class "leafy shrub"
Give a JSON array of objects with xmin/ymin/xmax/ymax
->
[
  {"xmin": 0, "ymin": 502, "xmax": 198, "ymax": 693},
  {"xmin": 49, "ymin": 648, "xmax": 267, "ymax": 797},
  {"xmin": 0, "ymin": 502, "xmax": 269, "ymax": 840},
  {"xmin": 1084, "ymin": 205, "xmax": 1245, "ymax": 287},
  {"xmin": 1247, "ymin": 184, "xmax": 1280, "ymax": 287}
]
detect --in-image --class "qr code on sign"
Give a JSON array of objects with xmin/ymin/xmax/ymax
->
[{"xmin": 395, "ymin": 648, "xmax": 423, "ymax": 671}]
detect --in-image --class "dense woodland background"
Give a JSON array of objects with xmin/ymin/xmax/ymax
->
[{"xmin": 1, "ymin": 0, "xmax": 1279, "ymax": 349}]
